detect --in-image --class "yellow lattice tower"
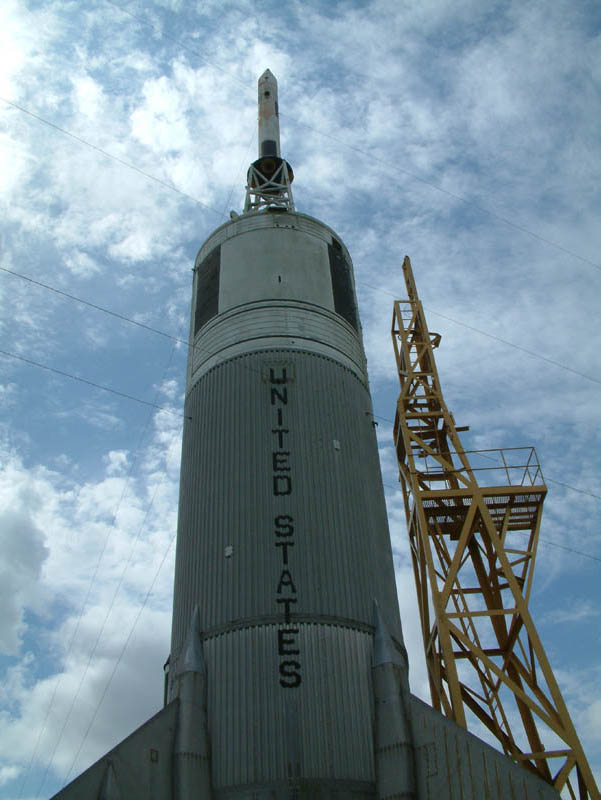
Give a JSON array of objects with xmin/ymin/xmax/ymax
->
[{"xmin": 391, "ymin": 256, "xmax": 599, "ymax": 799}]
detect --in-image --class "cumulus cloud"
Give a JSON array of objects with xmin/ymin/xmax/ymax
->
[
  {"xmin": 0, "ymin": 509, "xmax": 48, "ymax": 655},
  {"xmin": 0, "ymin": 410, "xmax": 178, "ymax": 794}
]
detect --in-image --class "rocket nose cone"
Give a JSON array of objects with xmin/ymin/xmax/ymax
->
[{"xmin": 259, "ymin": 68, "xmax": 277, "ymax": 85}]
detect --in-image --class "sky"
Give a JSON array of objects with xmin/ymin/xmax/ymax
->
[{"xmin": 0, "ymin": 0, "xmax": 599, "ymax": 797}]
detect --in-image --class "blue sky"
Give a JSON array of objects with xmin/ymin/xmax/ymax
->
[{"xmin": 0, "ymin": 0, "xmax": 600, "ymax": 797}]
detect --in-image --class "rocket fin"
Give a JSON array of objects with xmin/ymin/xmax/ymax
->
[
  {"xmin": 372, "ymin": 599, "xmax": 416, "ymax": 799},
  {"xmin": 173, "ymin": 607, "xmax": 213, "ymax": 798},
  {"xmin": 49, "ymin": 701, "xmax": 179, "ymax": 800},
  {"xmin": 97, "ymin": 760, "xmax": 121, "ymax": 800},
  {"xmin": 410, "ymin": 695, "xmax": 562, "ymax": 798},
  {"xmin": 372, "ymin": 599, "xmax": 408, "ymax": 669},
  {"xmin": 181, "ymin": 605, "xmax": 205, "ymax": 674}
]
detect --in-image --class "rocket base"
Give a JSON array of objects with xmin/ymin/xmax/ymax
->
[{"xmin": 50, "ymin": 692, "xmax": 561, "ymax": 799}]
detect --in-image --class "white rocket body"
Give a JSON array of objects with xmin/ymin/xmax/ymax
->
[{"xmin": 168, "ymin": 206, "xmax": 403, "ymax": 796}]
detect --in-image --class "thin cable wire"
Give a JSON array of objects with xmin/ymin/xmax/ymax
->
[
  {"xmin": 524, "ymin": 538, "xmax": 601, "ymax": 564},
  {"xmin": 103, "ymin": 0, "xmax": 252, "ymax": 93},
  {"xmin": 36, "ymin": 454, "xmax": 174, "ymax": 797},
  {"xmin": 0, "ymin": 266, "xmax": 188, "ymax": 346},
  {"xmin": 0, "ymin": 97, "xmax": 223, "ymax": 218},
  {"xmin": 0, "ymin": 264, "xmax": 240, "ymax": 374},
  {"xmin": 20, "ymin": 344, "xmax": 181, "ymax": 799},
  {"xmin": 0, "ymin": 266, "xmax": 267, "ymax": 391},
  {"xmin": 374, "ymin": 414, "xmax": 601, "ymax": 501},
  {"xmin": 4, "ymin": 4, "xmax": 597, "ymax": 276},
  {"xmin": 2, "ymin": 269, "xmax": 598, "ymax": 502},
  {"xmin": 285, "ymin": 115, "xmax": 601, "ymax": 272},
  {"xmin": 63, "ymin": 530, "xmax": 176, "ymax": 786},
  {"xmin": 4, "ymin": 5, "xmax": 596, "ymax": 780},
  {"xmin": 362, "ymin": 281, "xmax": 601, "ymax": 386},
  {"xmin": 102, "ymin": 0, "xmax": 601, "ymax": 274},
  {"xmin": 5, "ymin": 75, "xmax": 600, "ymax": 280},
  {"xmin": 3, "ymin": 264, "xmax": 599, "ymax": 389},
  {"xmin": 380, "ymin": 481, "xmax": 600, "ymax": 563},
  {"xmin": 2, "ymin": 267, "xmax": 597, "ymax": 502},
  {"xmin": 221, "ymin": 128, "xmax": 256, "ymax": 220},
  {"xmin": 0, "ymin": 348, "xmax": 190, "ymax": 418}
]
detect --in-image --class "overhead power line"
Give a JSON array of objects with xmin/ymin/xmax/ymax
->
[
  {"xmin": 291, "ymin": 118, "xmax": 601, "ymax": 273},
  {"xmin": 37, "ymin": 443, "xmax": 177, "ymax": 797},
  {"xmin": 0, "ymin": 265, "xmax": 265, "ymax": 384},
  {"xmin": 62, "ymin": 530, "xmax": 176, "ymax": 787},
  {"xmin": 102, "ymin": 0, "xmax": 601, "ymax": 274},
  {"xmin": 0, "ymin": 266, "xmax": 188, "ymax": 346},
  {"xmin": 375, "ymin": 414, "xmax": 601, "ymax": 502},
  {"xmin": 3, "ymin": 265, "xmax": 599, "ymax": 390},
  {"xmin": 4, "ymin": 6, "xmax": 599, "ymax": 276},
  {"xmin": 2, "ymin": 267, "xmax": 597, "ymax": 504},
  {"xmin": 381, "ymin": 482, "xmax": 600, "ymax": 563},
  {"xmin": 29, "ymin": 344, "xmax": 180, "ymax": 800},
  {"xmin": 3, "ymin": 265, "xmax": 597, "ymax": 509},
  {"xmin": 4, "ymin": 76, "xmax": 600, "ymax": 279},
  {"xmin": 0, "ymin": 348, "xmax": 190, "ymax": 419},
  {"xmin": 5, "ymin": 266, "xmax": 598, "ymax": 519},
  {"xmin": 361, "ymin": 280, "xmax": 601, "ymax": 386},
  {"xmin": 103, "ymin": 0, "xmax": 252, "ymax": 93},
  {"xmin": 0, "ymin": 97, "xmax": 223, "ymax": 218},
  {"xmin": 531, "ymin": 539, "xmax": 601, "ymax": 564}
]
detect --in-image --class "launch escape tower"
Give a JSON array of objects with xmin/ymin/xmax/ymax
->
[
  {"xmin": 51, "ymin": 72, "xmax": 595, "ymax": 800},
  {"xmin": 392, "ymin": 256, "xmax": 599, "ymax": 799}
]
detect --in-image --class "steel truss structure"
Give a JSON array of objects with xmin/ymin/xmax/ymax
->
[
  {"xmin": 391, "ymin": 256, "xmax": 599, "ymax": 799},
  {"xmin": 244, "ymin": 158, "xmax": 295, "ymax": 213}
]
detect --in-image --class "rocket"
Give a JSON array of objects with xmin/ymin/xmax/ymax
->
[
  {"xmin": 52, "ymin": 71, "xmax": 563, "ymax": 800},
  {"xmin": 166, "ymin": 66, "xmax": 405, "ymax": 795}
]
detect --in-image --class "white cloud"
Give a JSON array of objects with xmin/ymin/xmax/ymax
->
[
  {"xmin": 0, "ymin": 1, "xmax": 54, "ymax": 97},
  {"xmin": 71, "ymin": 76, "xmax": 105, "ymax": 120},
  {"xmin": 0, "ymin": 383, "xmax": 17, "ymax": 408},
  {"xmin": 63, "ymin": 249, "xmax": 100, "ymax": 278},
  {"xmin": 544, "ymin": 599, "xmax": 601, "ymax": 626},
  {"xmin": 0, "ymin": 467, "xmax": 51, "ymax": 655},
  {"xmin": 130, "ymin": 74, "xmax": 192, "ymax": 153},
  {"xmin": 0, "ymin": 407, "xmax": 179, "ymax": 792},
  {"xmin": 103, "ymin": 450, "xmax": 129, "ymax": 476},
  {"xmin": 0, "ymin": 765, "xmax": 19, "ymax": 787}
]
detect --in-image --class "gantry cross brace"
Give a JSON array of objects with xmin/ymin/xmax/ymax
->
[
  {"xmin": 392, "ymin": 256, "xmax": 599, "ymax": 799},
  {"xmin": 244, "ymin": 159, "xmax": 295, "ymax": 213}
]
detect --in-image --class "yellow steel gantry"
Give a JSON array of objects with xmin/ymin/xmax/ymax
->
[{"xmin": 391, "ymin": 256, "xmax": 599, "ymax": 799}]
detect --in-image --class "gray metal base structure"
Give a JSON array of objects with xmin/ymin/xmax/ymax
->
[
  {"xmin": 51, "ymin": 602, "xmax": 559, "ymax": 800},
  {"xmin": 51, "ymin": 693, "xmax": 560, "ymax": 799}
]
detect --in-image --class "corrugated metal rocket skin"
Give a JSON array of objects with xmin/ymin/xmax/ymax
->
[{"xmin": 168, "ymin": 207, "xmax": 402, "ymax": 796}]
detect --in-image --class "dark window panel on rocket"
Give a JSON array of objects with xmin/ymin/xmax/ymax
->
[
  {"xmin": 328, "ymin": 239, "xmax": 359, "ymax": 331},
  {"xmin": 194, "ymin": 246, "xmax": 221, "ymax": 335}
]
